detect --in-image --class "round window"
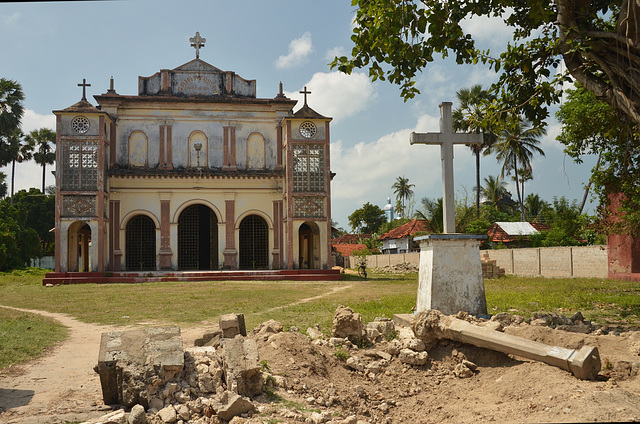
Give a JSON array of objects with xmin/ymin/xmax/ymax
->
[
  {"xmin": 299, "ymin": 121, "xmax": 317, "ymax": 139},
  {"xmin": 71, "ymin": 116, "xmax": 90, "ymax": 134}
]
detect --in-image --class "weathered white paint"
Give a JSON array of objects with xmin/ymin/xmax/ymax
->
[{"xmin": 415, "ymin": 234, "xmax": 487, "ymax": 316}]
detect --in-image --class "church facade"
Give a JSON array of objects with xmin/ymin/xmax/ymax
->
[{"xmin": 53, "ymin": 44, "xmax": 333, "ymax": 273}]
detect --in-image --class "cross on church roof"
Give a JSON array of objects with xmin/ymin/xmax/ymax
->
[
  {"xmin": 78, "ymin": 78, "xmax": 91, "ymax": 101},
  {"xmin": 299, "ymin": 86, "xmax": 311, "ymax": 106},
  {"xmin": 189, "ymin": 32, "xmax": 206, "ymax": 59}
]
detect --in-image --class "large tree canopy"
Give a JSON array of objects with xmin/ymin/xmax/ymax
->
[{"xmin": 332, "ymin": 1, "xmax": 640, "ymax": 127}]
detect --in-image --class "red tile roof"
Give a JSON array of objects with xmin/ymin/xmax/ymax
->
[
  {"xmin": 332, "ymin": 234, "xmax": 371, "ymax": 245},
  {"xmin": 487, "ymin": 222, "xmax": 551, "ymax": 243},
  {"xmin": 332, "ymin": 244, "xmax": 368, "ymax": 256},
  {"xmin": 378, "ymin": 219, "xmax": 430, "ymax": 241}
]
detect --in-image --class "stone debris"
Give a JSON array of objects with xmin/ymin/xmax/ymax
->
[
  {"xmin": 374, "ymin": 262, "xmax": 418, "ymax": 274},
  {"xmin": 332, "ymin": 305, "xmax": 364, "ymax": 344},
  {"xmin": 83, "ymin": 306, "xmax": 639, "ymax": 424},
  {"xmin": 219, "ymin": 313, "xmax": 247, "ymax": 339}
]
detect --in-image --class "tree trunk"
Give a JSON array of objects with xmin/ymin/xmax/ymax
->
[
  {"xmin": 41, "ymin": 163, "xmax": 46, "ymax": 194},
  {"xmin": 10, "ymin": 159, "xmax": 15, "ymax": 206},
  {"xmin": 578, "ymin": 153, "xmax": 602, "ymax": 214},
  {"xmin": 475, "ymin": 149, "xmax": 480, "ymax": 217},
  {"xmin": 513, "ymin": 160, "xmax": 525, "ymax": 222}
]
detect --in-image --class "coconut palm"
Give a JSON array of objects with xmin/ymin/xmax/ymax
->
[
  {"xmin": 0, "ymin": 78, "xmax": 24, "ymax": 138},
  {"xmin": 480, "ymin": 175, "xmax": 512, "ymax": 213},
  {"xmin": 392, "ymin": 176, "xmax": 414, "ymax": 218},
  {"xmin": 5, "ymin": 129, "xmax": 33, "ymax": 204},
  {"xmin": 452, "ymin": 84, "xmax": 497, "ymax": 216},
  {"xmin": 25, "ymin": 128, "xmax": 56, "ymax": 193},
  {"xmin": 416, "ymin": 197, "xmax": 443, "ymax": 233},
  {"xmin": 489, "ymin": 117, "xmax": 546, "ymax": 222},
  {"xmin": 525, "ymin": 193, "xmax": 549, "ymax": 222}
]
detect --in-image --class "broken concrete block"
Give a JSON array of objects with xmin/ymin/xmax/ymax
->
[
  {"xmin": 194, "ymin": 326, "xmax": 222, "ymax": 347},
  {"xmin": 222, "ymin": 337, "xmax": 263, "ymax": 397},
  {"xmin": 332, "ymin": 305, "xmax": 363, "ymax": 344},
  {"xmin": 219, "ymin": 313, "xmax": 247, "ymax": 338},
  {"xmin": 128, "ymin": 404, "xmax": 147, "ymax": 424},
  {"xmin": 157, "ymin": 404, "xmax": 177, "ymax": 423},
  {"xmin": 398, "ymin": 348, "xmax": 429, "ymax": 366},
  {"xmin": 95, "ymin": 327, "xmax": 184, "ymax": 407},
  {"xmin": 216, "ymin": 393, "xmax": 256, "ymax": 421}
]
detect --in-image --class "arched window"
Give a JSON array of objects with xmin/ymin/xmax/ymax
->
[
  {"xmin": 246, "ymin": 133, "xmax": 265, "ymax": 170},
  {"xmin": 189, "ymin": 131, "xmax": 208, "ymax": 169},
  {"xmin": 129, "ymin": 131, "xmax": 148, "ymax": 168}
]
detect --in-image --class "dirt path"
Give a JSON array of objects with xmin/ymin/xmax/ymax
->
[
  {"xmin": 0, "ymin": 306, "xmax": 121, "ymax": 424},
  {"xmin": 0, "ymin": 285, "xmax": 354, "ymax": 423}
]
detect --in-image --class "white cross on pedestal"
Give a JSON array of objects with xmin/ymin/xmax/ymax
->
[{"xmin": 410, "ymin": 102, "xmax": 483, "ymax": 233}]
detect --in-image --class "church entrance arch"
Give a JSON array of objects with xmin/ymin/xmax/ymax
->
[
  {"xmin": 178, "ymin": 204, "xmax": 218, "ymax": 270},
  {"xmin": 298, "ymin": 222, "xmax": 319, "ymax": 269},
  {"xmin": 126, "ymin": 215, "xmax": 156, "ymax": 271},
  {"xmin": 239, "ymin": 215, "xmax": 268, "ymax": 270},
  {"xmin": 67, "ymin": 222, "xmax": 92, "ymax": 272}
]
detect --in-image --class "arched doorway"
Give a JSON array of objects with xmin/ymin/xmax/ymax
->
[
  {"xmin": 178, "ymin": 204, "xmax": 218, "ymax": 270},
  {"xmin": 298, "ymin": 222, "xmax": 319, "ymax": 269},
  {"xmin": 67, "ymin": 222, "xmax": 92, "ymax": 272},
  {"xmin": 126, "ymin": 215, "xmax": 156, "ymax": 271},
  {"xmin": 239, "ymin": 215, "xmax": 268, "ymax": 269}
]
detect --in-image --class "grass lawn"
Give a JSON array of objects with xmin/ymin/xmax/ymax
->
[{"xmin": 0, "ymin": 268, "xmax": 639, "ymax": 370}]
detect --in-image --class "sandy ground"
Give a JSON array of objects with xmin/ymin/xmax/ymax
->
[{"xmin": 1, "ymin": 304, "xmax": 640, "ymax": 424}]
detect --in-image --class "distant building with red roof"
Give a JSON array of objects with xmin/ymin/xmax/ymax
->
[
  {"xmin": 378, "ymin": 219, "xmax": 430, "ymax": 254},
  {"xmin": 487, "ymin": 222, "xmax": 551, "ymax": 247}
]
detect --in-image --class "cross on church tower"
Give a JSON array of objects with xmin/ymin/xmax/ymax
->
[
  {"xmin": 189, "ymin": 32, "xmax": 206, "ymax": 59},
  {"xmin": 78, "ymin": 78, "xmax": 91, "ymax": 101},
  {"xmin": 410, "ymin": 102, "xmax": 483, "ymax": 233},
  {"xmin": 299, "ymin": 86, "xmax": 311, "ymax": 106}
]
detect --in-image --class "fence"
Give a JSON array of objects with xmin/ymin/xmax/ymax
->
[{"xmin": 343, "ymin": 245, "xmax": 609, "ymax": 279}]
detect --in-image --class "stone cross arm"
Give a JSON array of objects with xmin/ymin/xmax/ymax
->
[{"xmin": 410, "ymin": 102, "xmax": 483, "ymax": 233}]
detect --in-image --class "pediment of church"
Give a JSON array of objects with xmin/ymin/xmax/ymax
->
[
  {"xmin": 173, "ymin": 59, "xmax": 224, "ymax": 73},
  {"xmin": 139, "ymin": 59, "xmax": 256, "ymax": 98}
]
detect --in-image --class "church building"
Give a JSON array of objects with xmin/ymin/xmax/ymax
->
[{"xmin": 53, "ymin": 34, "xmax": 333, "ymax": 273}]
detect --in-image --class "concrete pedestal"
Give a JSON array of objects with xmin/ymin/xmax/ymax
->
[{"xmin": 415, "ymin": 234, "xmax": 487, "ymax": 316}]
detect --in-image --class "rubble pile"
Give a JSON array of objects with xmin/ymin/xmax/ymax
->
[
  {"xmin": 373, "ymin": 263, "xmax": 418, "ymax": 274},
  {"xmin": 83, "ymin": 307, "xmax": 640, "ymax": 424}
]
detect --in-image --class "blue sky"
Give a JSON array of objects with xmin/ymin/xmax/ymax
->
[{"xmin": 0, "ymin": 1, "xmax": 597, "ymax": 230}]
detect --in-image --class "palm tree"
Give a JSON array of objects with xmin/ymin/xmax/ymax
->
[
  {"xmin": 452, "ymin": 84, "xmax": 497, "ymax": 216},
  {"xmin": 525, "ymin": 193, "xmax": 548, "ymax": 221},
  {"xmin": 6, "ymin": 129, "xmax": 33, "ymax": 205},
  {"xmin": 489, "ymin": 117, "xmax": 546, "ymax": 222},
  {"xmin": 480, "ymin": 175, "xmax": 511, "ymax": 212},
  {"xmin": 25, "ymin": 128, "xmax": 56, "ymax": 193},
  {"xmin": 0, "ymin": 78, "xmax": 24, "ymax": 138},
  {"xmin": 416, "ymin": 197, "xmax": 443, "ymax": 233},
  {"xmin": 392, "ymin": 176, "xmax": 414, "ymax": 218}
]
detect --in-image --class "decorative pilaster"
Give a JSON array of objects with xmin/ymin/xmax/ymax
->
[
  {"xmin": 159, "ymin": 193, "xmax": 172, "ymax": 269},
  {"xmin": 223, "ymin": 193, "xmax": 237, "ymax": 269}
]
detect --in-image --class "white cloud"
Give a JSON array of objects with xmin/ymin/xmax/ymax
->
[
  {"xmin": 275, "ymin": 32, "xmax": 313, "ymax": 69},
  {"xmin": 286, "ymin": 72, "xmax": 375, "ymax": 123},
  {"xmin": 330, "ymin": 113, "xmax": 476, "ymax": 229},
  {"xmin": 325, "ymin": 46, "xmax": 347, "ymax": 62},
  {"xmin": 460, "ymin": 14, "xmax": 513, "ymax": 47},
  {"xmin": 0, "ymin": 109, "xmax": 57, "ymax": 194},
  {"xmin": 2, "ymin": 12, "xmax": 20, "ymax": 25},
  {"xmin": 22, "ymin": 109, "xmax": 56, "ymax": 133}
]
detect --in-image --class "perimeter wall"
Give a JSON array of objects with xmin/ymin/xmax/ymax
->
[{"xmin": 344, "ymin": 245, "xmax": 609, "ymax": 279}]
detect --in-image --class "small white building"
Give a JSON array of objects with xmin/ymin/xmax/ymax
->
[{"xmin": 378, "ymin": 219, "xmax": 430, "ymax": 254}]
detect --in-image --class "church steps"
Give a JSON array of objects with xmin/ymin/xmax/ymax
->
[{"xmin": 42, "ymin": 269, "xmax": 342, "ymax": 285}]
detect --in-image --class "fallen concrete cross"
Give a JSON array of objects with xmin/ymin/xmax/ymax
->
[{"xmin": 411, "ymin": 310, "xmax": 601, "ymax": 380}]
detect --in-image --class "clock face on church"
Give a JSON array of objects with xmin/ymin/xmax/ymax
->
[
  {"xmin": 299, "ymin": 121, "xmax": 317, "ymax": 139},
  {"xmin": 71, "ymin": 116, "xmax": 90, "ymax": 134}
]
